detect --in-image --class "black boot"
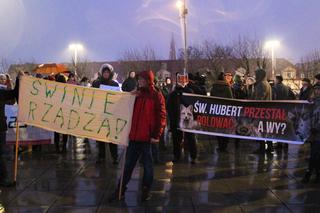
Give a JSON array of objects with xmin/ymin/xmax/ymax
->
[
  {"xmin": 108, "ymin": 186, "xmax": 126, "ymax": 202},
  {"xmin": 141, "ymin": 186, "xmax": 151, "ymax": 201},
  {"xmin": 302, "ymin": 171, "xmax": 312, "ymax": 183}
]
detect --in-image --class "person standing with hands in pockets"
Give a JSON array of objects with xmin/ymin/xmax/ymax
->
[{"xmin": 108, "ymin": 70, "xmax": 166, "ymax": 202}]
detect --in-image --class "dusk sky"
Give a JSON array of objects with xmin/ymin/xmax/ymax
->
[{"xmin": 1, "ymin": 0, "xmax": 319, "ymax": 64}]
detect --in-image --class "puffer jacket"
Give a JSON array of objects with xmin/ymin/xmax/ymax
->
[{"xmin": 129, "ymin": 70, "xmax": 166, "ymax": 142}]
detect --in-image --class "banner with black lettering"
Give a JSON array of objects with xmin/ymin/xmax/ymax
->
[{"xmin": 179, "ymin": 93, "xmax": 313, "ymax": 144}]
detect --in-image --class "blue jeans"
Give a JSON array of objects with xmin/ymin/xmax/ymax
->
[
  {"xmin": 0, "ymin": 131, "xmax": 7, "ymax": 182},
  {"xmin": 121, "ymin": 141, "xmax": 153, "ymax": 190}
]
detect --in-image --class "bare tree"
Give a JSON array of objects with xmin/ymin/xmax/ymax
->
[
  {"xmin": 299, "ymin": 49, "xmax": 320, "ymax": 80},
  {"xmin": 232, "ymin": 36, "xmax": 268, "ymax": 76},
  {"xmin": 0, "ymin": 58, "xmax": 9, "ymax": 74},
  {"xmin": 119, "ymin": 46, "xmax": 161, "ymax": 77}
]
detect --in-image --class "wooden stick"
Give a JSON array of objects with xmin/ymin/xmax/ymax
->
[
  {"xmin": 119, "ymin": 147, "xmax": 127, "ymax": 201},
  {"xmin": 13, "ymin": 122, "xmax": 20, "ymax": 183}
]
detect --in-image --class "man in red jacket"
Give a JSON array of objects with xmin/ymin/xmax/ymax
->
[{"xmin": 109, "ymin": 70, "xmax": 166, "ymax": 202}]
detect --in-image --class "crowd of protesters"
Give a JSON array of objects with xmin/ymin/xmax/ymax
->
[{"xmin": 0, "ymin": 63, "xmax": 320, "ymax": 199}]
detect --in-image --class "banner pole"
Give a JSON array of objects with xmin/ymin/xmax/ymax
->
[
  {"xmin": 13, "ymin": 122, "xmax": 20, "ymax": 183},
  {"xmin": 119, "ymin": 146, "xmax": 127, "ymax": 201}
]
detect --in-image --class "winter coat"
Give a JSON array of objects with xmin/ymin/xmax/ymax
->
[
  {"xmin": 299, "ymin": 86, "xmax": 313, "ymax": 100},
  {"xmin": 232, "ymin": 83, "xmax": 247, "ymax": 99},
  {"xmin": 252, "ymin": 69, "xmax": 272, "ymax": 100},
  {"xmin": 210, "ymin": 80, "xmax": 233, "ymax": 99},
  {"xmin": 273, "ymin": 83, "xmax": 295, "ymax": 100},
  {"xmin": 186, "ymin": 82, "xmax": 206, "ymax": 95},
  {"xmin": 0, "ymin": 85, "xmax": 18, "ymax": 132},
  {"xmin": 92, "ymin": 72, "xmax": 119, "ymax": 89},
  {"xmin": 167, "ymin": 86, "xmax": 193, "ymax": 130},
  {"xmin": 121, "ymin": 77, "xmax": 137, "ymax": 92},
  {"xmin": 129, "ymin": 71, "xmax": 166, "ymax": 142}
]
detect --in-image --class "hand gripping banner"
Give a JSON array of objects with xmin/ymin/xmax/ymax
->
[{"xmin": 179, "ymin": 93, "xmax": 313, "ymax": 144}]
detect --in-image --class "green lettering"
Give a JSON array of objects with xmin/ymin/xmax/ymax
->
[
  {"xmin": 45, "ymin": 83, "xmax": 57, "ymax": 98},
  {"xmin": 28, "ymin": 101, "xmax": 37, "ymax": 120},
  {"xmin": 61, "ymin": 86, "xmax": 67, "ymax": 103},
  {"xmin": 115, "ymin": 118, "xmax": 128, "ymax": 139},
  {"xmin": 72, "ymin": 87, "xmax": 85, "ymax": 106},
  {"xmin": 53, "ymin": 107, "xmax": 64, "ymax": 128},
  {"xmin": 97, "ymin": 117, "xmax": 110, "ymax": 137},
  {"xmin": 88, "ymin": 90, "xmax": 95, "ymax": 109},
  {"xmin": 67, "ymin": 109, "xmax": 80, "ymax": 130},
  {"xmin": 30, "ymin": 80, "xmax": 41, "ymax": 96},
  {"xmin": 83, "ymin": 112, "xmax": 95, "ymax": 132},
  {"xmin": 41, "ymin": 103, "xmax": 53, "ymax": 123},
  {"xmin": 104, "ymin": 93, "xmax": 114, "ymax": 115}
]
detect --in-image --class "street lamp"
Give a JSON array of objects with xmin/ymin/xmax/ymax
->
[
  {"xmin": 69, "ymin": 43, "xmax": 84, "ymax": 67},
  {"xmin": 265, "ymin": 40, "xmax": 280, "ymax": 79},
  {"xmin": 176, "ymin": 0, "xmax": 188, "ymax": 74}
]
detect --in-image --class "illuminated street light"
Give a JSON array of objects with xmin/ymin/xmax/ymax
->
[
  {"xmin": 176, "ymin": 0, "xmax": 188, "ymax": 74},
  {"xmin": 265, "ymin": 40, "xmax": 280, "ymax": 79},
  {"xmin": 68, "ymin": 43, "xmax": 84, "ymax": 67}
]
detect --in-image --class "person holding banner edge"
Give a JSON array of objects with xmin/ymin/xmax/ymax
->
[
  {"xmin": 92, "ymin": 63, "xmax": 119, "ymax": 165},
  {"xmin": 108, "ymin": 70, "xmax": 166, "ymax": 202},
  {"xmin": 0, "ymin": 73, "xmax": 21, "ymax": 187},
  {"xmin": 167, "ymin": 72, "xmax": 198, "ymax": 164}
]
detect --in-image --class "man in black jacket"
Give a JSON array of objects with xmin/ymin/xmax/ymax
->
[
  {"xmin": 167, "ymin": 76, "xmax": 197, "ymax": 164},
  {"xmin": 92, "ymin": 63, "xmax": 119, "ymax": 165},
  {"xmin": 0, "ymin": 74, "xmax": 20, "ymax": 187}
]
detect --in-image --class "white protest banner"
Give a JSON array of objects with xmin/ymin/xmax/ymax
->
[
  {"xmin": 18, "ymin": 76, "xmax": 136, "ymax": 146},
  {"xmin": 100, "ymin": 84, "xmax": 121, "ymax": 92},
  {"xmin": 5, "ymin": 105, "xmax": 53, "ymax": 145}
]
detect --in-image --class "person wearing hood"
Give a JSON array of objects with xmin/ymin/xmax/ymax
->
[
  {"xmin": 122, "ymin": 71, "xmax": 137, "ymax": 92},
  {"xmin": 92, "ymin": 63, "xmax": 119, "ymax": 164},
  {"xmin": 299, "ymin": 78, "xmax": 313, "ymax": 100},
  {"xmin": 302, "ymin": 74, "xmax": 320, "ymax": 183},
  {"xmin": 210, "ymin": 72, "xmax": 233, "ymax": 152},
  {"xmin": 108, "ymin": 70, "xmax": 166, "ymax": 202},
  {"xmin": 167, "ymin": 73, "xmax": 198, "ymax": 164},
  {"xmin": 252, "ymin": 69, "xmax": 273, "ymax": 154}
]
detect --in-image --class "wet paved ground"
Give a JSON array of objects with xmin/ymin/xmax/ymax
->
[{"xmin": 0, "ymin": 137, "xmax": 319, "ymax": 213}]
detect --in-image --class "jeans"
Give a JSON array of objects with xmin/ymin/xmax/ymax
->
[
  {"xmin": 0, "ymin": 131, "xmax": 7, "ymax": 182},
  {"xmin": 121, "ymin": 141, "xmax": 153, "ymax": 190}
]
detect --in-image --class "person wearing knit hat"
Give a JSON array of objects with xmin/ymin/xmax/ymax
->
[{"xmin": 92, "ymin": 63, "xmax": 120, "ymax": 165}]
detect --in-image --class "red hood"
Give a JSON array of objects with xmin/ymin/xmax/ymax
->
[{"xmin": 138, "ymin": 70, "xmax": 155, "ymax": 89}]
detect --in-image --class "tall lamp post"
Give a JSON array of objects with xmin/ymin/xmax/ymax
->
[
  {"xmin": 265, "ymin": 40, "xmax": 280, "ymax": 79},
  {"xmin": 69, "ymin": 43, "xmax": 84, "ymax": 73},
  {"xmin": 176, "ymin": 0, "xmax": 188, "ymax": 74}
]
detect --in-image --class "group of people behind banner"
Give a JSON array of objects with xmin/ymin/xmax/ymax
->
[{"xmin": 1, "ymin": 64, "xmax": 320, "ymax": 200}]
